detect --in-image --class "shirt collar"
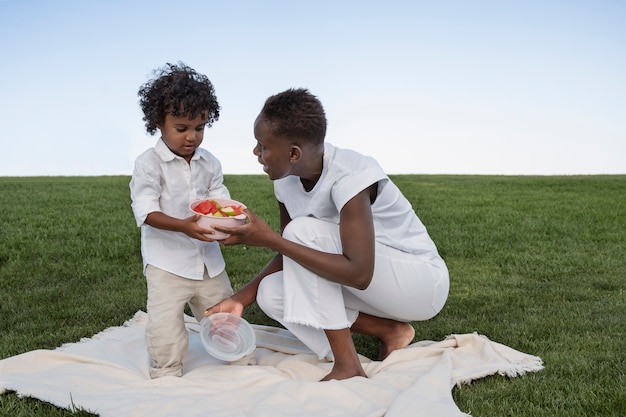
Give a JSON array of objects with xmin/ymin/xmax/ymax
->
[{"xmin": 154, "ymin": 138, "xmax": 204, "ymax": 162}]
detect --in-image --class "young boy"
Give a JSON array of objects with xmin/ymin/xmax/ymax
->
[
  {"xmin": 205, "ymin": 88, "xmax": 449, "ymax": 381},
  {"xmin": 130, "ymin": 62, "xmax": 233, "ymax": 378}
]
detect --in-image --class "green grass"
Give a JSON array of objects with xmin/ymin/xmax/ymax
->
[{"xmin": 1, "ymin": 175, "xmax": 624, "ymax": 416}]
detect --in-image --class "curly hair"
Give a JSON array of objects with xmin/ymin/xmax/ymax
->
[
  {"xmin": 259, "ymin": 88, "xmax": 327, "ymax": 146},
  {"xmin": 138, "ymin": 62, "xmax": 220, "ymax": 135}
]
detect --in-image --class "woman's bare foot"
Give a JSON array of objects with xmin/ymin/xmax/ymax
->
[
  {"xmin": 349, "ymin": 313, "xmax": 417, "ymax": 361},
  {"xmin": 378, "ymin": 322, "xmax": 415, "ymax": 360},
  {"xmin": 321, "ymin": 328, "xmax": 368, "ymax": 381},
  {"xmin": 321, "ymin": 362, "xmax": 368, "ymax": 381}
]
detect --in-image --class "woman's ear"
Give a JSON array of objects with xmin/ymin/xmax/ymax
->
[{"xmin": 289, "ymin": 146, "xmax": 302, "ymax": 163}]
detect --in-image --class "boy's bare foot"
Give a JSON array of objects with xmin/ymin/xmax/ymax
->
[{"xmin": 378, "ymin": 322, "xmax": 415, "ymax": 360}]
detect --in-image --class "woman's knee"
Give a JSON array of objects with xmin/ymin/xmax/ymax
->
[
  {"xmin": 282, "ymin": 217, "xmax": 320, "ymax": 242},
  {"xmin": 256, "ymin": 272, "xmax": 284, "ymax": 319},
  {"xmin": 282, "ymin": 217, "xmax": 341, "ymax": 252}
]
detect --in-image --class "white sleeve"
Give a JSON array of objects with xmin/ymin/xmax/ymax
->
[{"xmin": 129, "ymin": 153, "xmax": 162, "ymax": 227}]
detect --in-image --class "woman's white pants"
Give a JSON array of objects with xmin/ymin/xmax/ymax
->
[{"xmin": 256, "ymin": 217, "xmax": 449, "ymax": 360}]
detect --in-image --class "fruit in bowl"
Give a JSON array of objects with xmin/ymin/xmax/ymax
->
[{"xmin": 190, "ymin": 198, "xmax": 247, "ymax": 240}]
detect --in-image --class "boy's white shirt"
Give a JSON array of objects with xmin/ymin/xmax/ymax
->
[
  {"xmin": 130, "ymin": 138, "xmax": 230, "ymax": 280},
  {"xmin": 274, "ymin": 143, "xmax": 441, "ymax": 259}
]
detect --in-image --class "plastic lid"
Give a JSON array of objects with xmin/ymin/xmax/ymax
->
[{"xmin": 200, "ymin": 313, "xmax": 256, "ymax": 361}]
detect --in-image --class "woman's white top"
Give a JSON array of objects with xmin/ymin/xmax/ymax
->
[{"xmin": 274, "ymin": 143, "xmax": 441, "ymax": 259}]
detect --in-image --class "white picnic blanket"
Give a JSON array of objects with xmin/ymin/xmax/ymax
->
[{"xmin": 0, "ymin": 311, "xmax": 543, "ymax": 417}]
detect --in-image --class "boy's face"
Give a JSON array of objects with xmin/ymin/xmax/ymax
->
[
  {"xmin": 158, "ymin": 112, "xmax": 208, "ymax": 162},
  {"xmin": 252, "ymin": 116, "xmax": 294, "ymax": 180}
]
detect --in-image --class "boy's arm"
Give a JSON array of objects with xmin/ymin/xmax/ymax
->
[{"xmin": 144, "ymin": 211, "xmax": 220, "ymax": 242}]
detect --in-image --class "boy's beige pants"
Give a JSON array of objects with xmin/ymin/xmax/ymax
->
[{"xmin": 145, "ymin": 264, "xmax": 233, "ymax": 378}]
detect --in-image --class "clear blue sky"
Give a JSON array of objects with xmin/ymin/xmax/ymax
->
[{"xmin": 1, "ymin": 0, "xmax": 624, "ymax": 176}]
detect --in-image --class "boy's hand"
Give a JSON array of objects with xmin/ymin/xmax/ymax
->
[{"xmin": 181, "ymin": 214, "xmax": 219, "ymax": 241}]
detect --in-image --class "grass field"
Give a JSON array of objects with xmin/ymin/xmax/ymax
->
[{"xmin": 0, "ymin": 175, "xmax": 624, "ymax": 416}]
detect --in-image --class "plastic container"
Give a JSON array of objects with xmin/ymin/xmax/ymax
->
[
  {"xmin": 189, "ymin": 198, "xmax": 247, "ymax": 240},
  {"xmin": 200, "ymin": 313, "xmax": 256, "ymax": 362}
]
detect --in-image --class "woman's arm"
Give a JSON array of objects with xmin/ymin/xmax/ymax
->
[
  {"xmin": 205, "ymin": 252, "xmax": 283, "ymax": 316},
  {"xmin": 205, "ymin": 203, "xmax": 289, "ymax": 316},
  {"xmin": 273, "ymin": 188, "xmax": 375, "ymax": 289},
  {"xmin": 217, "ymin": 186, "xmax": 376, "ymax": 290}
]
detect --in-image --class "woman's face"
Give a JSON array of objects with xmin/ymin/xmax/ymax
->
[
  {"xmin": 158, "ymin": 112, "xmax": 208, "ymax": 162},
  {"xmin": 252, "ymin": 116, "xmax": 294, "ymax": 180}
]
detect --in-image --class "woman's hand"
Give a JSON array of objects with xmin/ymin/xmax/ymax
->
[
  {"xmin": 204, "ymin": 297, "xmax": 244, "ymax": 317},
  {"xmin": 212, "ymin": 209, "xmax": 280, "ymax": 248}
]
